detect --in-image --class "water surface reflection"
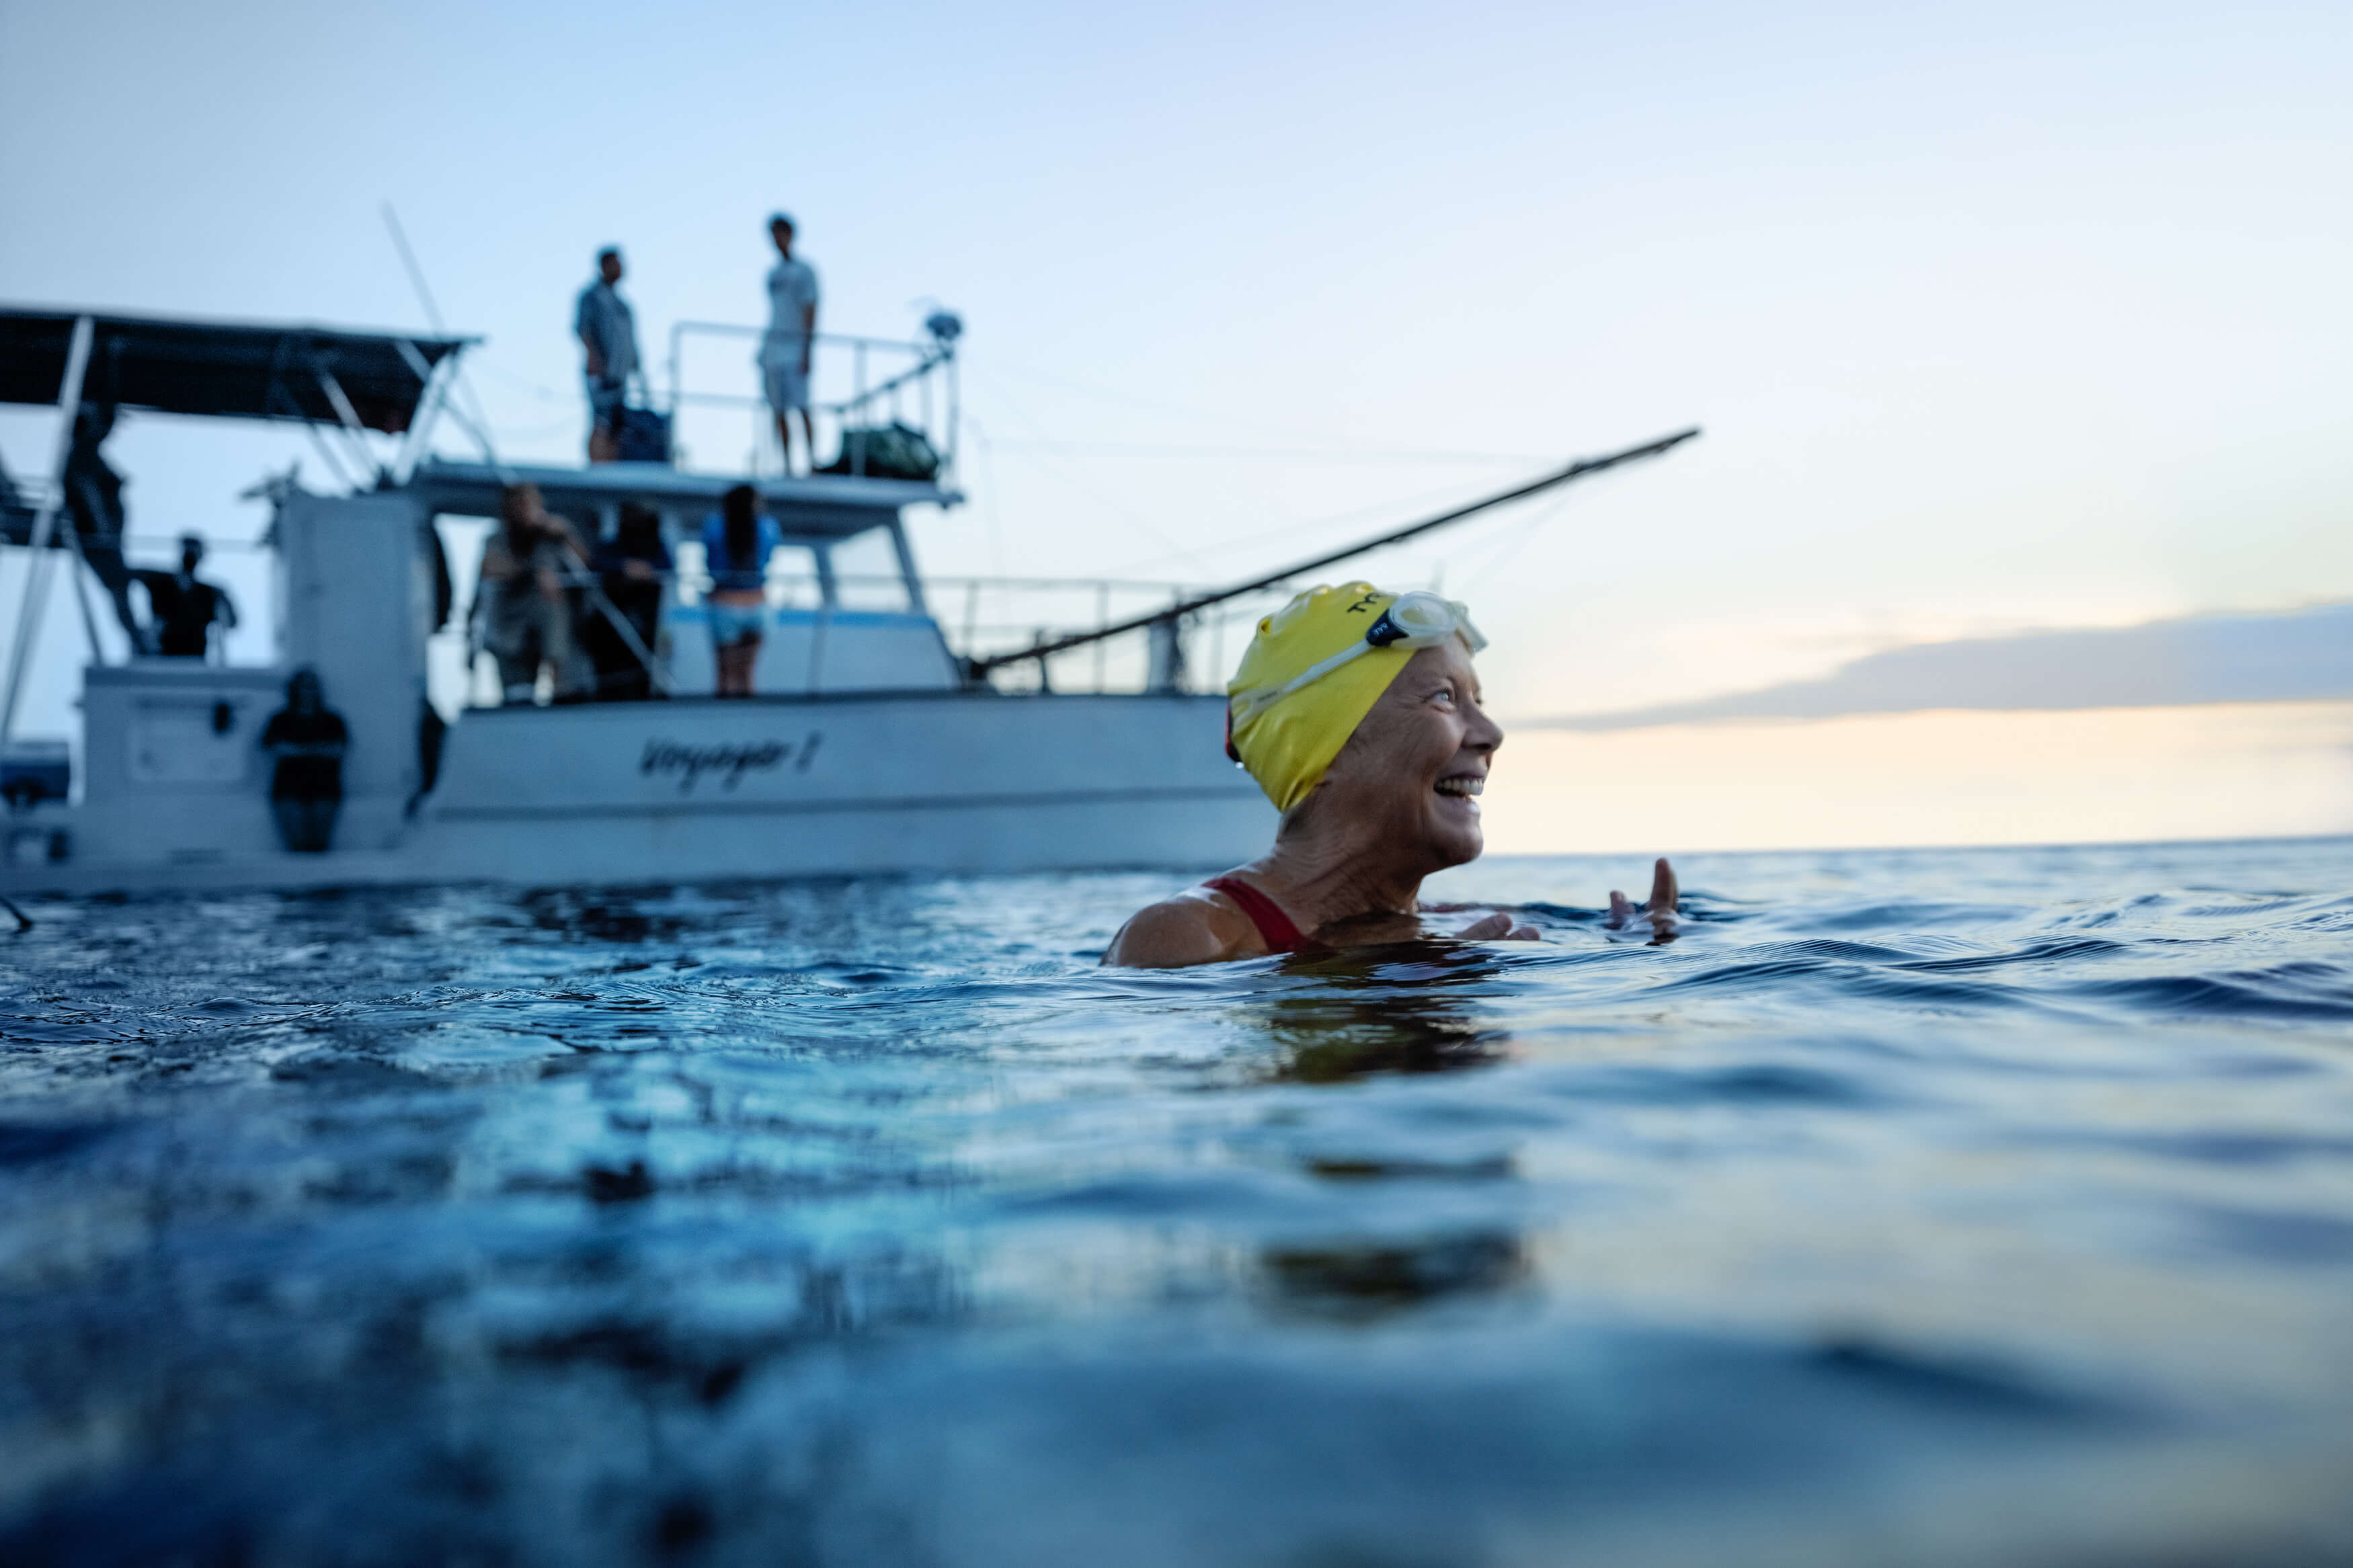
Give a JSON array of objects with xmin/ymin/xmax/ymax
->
[{"xmin": 5, "ymin": 843, "xmax": 2353, "ymax": 1564}]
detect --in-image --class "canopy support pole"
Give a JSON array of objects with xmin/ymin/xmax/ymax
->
[
  {"xmin": 1, "ymin": 315, "xmax": 94, "ymax": 747},
  {"xmin": 392, "ymin": 337, "xmax": 498, "ymax": 473},
  {"xmin": 312, "ymin": 364, "xmax": 384, "ymax": 483},
  {"xmin": 296, "ymin": 412, "xmax": 359, "ymax": 492},
  {"xmin": 264, "ymin": 378, "xmax": 358, "ymax": 493},
  {"xmin": 391, "ymin": 341, "xmax": 454, "ymax": 483},
  {"xmin": 887, "ymin": 519, "xmax": 930, "ymax": 617}
]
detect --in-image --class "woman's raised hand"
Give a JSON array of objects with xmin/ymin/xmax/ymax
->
[{"xmin": 1607, "ymin": 858, "xmax": 1679, "ymax": 937}]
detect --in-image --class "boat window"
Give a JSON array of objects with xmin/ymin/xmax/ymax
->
[
  {"xmin": 766, "ymin": 544, "xmax": 825, "ymax": 612},
  {"xmin": 826, "ymin": 528, "xmax": 918, "ymax": 614}
]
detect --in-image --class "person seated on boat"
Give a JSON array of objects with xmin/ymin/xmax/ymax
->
[
  {"xmin": 581, "ymin": 503, "xmax": 670, "ymax": 701},
  {"xmin": 1103, "ymin": 582, "xmax": 1679, "ymax": 967},
  {"xmin": 132, "ymin": 534, "xmax": 238, "ymax": 660},
  {"xmin": 259, "ymin": 667, "xmax": 348, "ymax": 854},
  {"xmin": 701, "ymin": 484, "xmax": 781, "ymax": 698},
  {"xmin": 471, "ymin": 483, "xmax": 590, "ymax": 704}
]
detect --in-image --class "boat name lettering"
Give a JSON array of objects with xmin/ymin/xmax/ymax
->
[{"xmin": 640, "ymin": 735, "xmax": 820, "ymax": 792}]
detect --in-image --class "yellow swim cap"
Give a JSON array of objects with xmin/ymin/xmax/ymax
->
[{"xmin": 1226, "ymin": 582, "xmax": 1484, "ymax": 815}]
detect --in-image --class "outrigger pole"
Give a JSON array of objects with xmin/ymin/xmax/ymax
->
[{"xmin": 968, "ymin": 425, "xmax": 1701, "ymax": 683}]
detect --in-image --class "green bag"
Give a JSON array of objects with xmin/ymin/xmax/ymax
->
[{"xmin": 822, "ymin": 422, "xmax": 941, "ymax": 482}]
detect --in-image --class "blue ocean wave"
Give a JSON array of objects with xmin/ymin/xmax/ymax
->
[{"xmin": 3, "ymin": 838, "xmax": 2353, "ymax": 1564}]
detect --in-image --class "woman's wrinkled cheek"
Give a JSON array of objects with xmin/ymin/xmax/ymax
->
[{"xmin": 1406, "ymin": 714, "xmax": 1463, "ymax": 780}]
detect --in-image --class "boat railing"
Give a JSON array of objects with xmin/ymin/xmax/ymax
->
[
  {"xmin": 661, "ymin": 320, "xmax": 958, "ymax": 483},
  {"xmin": 733, "ymin": 569, "xmax": 1297, "ymax": 696},
  {"xmin": 454, "ymin": 565, "xmax": 1291, "ymax": 707},
  {"xmin": 920, "ymin": 575, "xmax": 1293, "ymax": 696},
  {"xmin": 458, "ymin": 427, "xmax": 1706, "ymax": 706}
]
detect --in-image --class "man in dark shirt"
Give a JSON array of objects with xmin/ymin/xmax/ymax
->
[
  {"xmin": 136, "ymin": 534, "xmax": 238, "ymax": 659},
  {"xmin": 575, "ymin": 247, "xmax": 641, "ymax": 464},
  {"xmin": 258, "ymin": 668, "xmax": 348, "ymax": 853},
  {"xmin": 580, "ymin": 503, "xmax": 670, "ymax": 700}
]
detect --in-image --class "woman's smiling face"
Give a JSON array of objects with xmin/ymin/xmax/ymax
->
[{"xmin": 1308, "ymin": 640, "xmax": 1502, "ymax": 869}]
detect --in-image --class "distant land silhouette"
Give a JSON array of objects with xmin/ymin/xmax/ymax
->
[{"xmin": 1534, "ymin": 604, "xmax": 2353, "ymax": 731}]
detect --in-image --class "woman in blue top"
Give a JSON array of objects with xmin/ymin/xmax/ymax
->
[{"xmin": 701, "ymin": 484, "xmax": 783, "ymax": 697}]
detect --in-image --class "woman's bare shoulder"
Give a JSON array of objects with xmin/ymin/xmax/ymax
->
[{"xmin": 1102, "ymin": 886, "xmax": 1261, "ymax": 968}]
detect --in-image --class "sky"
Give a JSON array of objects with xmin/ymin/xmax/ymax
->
[
  {"xmin": 1551, "ymin": 606, "xmax": 2353, "ymax": 729},
  {"xmin": 3, "ymin": 0, "xmax": 2349, "ymax": 850}
]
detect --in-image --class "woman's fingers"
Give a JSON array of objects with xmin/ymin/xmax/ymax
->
[
  {"xmin": 1607, "ymin": 861, "xmax": 1678, "ymax": 932},
  {"xmin": 1458, "ymin": 913, "xmax": 1542, "ymax": 941}
]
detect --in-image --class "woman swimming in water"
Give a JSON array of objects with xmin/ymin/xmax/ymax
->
[{"xmin": 1104, "ymin": 582, "xmax": 1678, "ymax": 968}]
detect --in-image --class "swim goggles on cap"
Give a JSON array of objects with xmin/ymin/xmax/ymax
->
[{"xmin": 1228, "ymin": 591, "xmax": 1488, "ymax": 728}]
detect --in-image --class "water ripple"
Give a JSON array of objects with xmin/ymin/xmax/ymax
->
[{"xmin": 3, "ymin": 839, "xmax": 2353, "ymax": 1564}]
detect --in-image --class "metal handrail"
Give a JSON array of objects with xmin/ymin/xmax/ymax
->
[
  {"xmin": 668, "ymin": 321, "xmax": 928, "ymax": 353},
  {"xmin": 670, "ymin": 568, "xmax": 1200, "ymax": 595},
  {"xmin": 662, "ymin": 320, "xmax": 958, "ymax": 478},
  {"xmin": 456, "ymin": 559, "xmax": 1265, "ymax": 696},
  {"xmin": 664, "ymin": 322, "xmax": 939, "ymax": 411},
  {"xmin": 454, "ymin": 562, "xmax": 1300, "ymax": 705},
  {"xmin": 502, "ymin": 565, "xmax": 1197, "ymax": 595}
]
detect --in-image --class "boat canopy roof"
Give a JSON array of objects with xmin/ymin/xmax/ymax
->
[
  {"xmin": 404, "ymin": 460, "xmax": 960, "ymax": 539},
  {"xmin": 0, "ymin": 307, "xmax": 471, "ymax": 432}
]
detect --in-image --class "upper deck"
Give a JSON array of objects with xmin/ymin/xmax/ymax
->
[{"xmin": 402, "ymin": 460, "xmax": 960, "ymax": 543}]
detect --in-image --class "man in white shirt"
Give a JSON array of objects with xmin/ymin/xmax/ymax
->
[
  {"xmin": 758, "ymin": 213, "xmax": 820, "ymax": 474},
  {"xmin": 575, "ymin": 247, "xmax": 641, "ymax": 464}
]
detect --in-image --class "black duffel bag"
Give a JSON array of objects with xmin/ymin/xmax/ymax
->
[
  {"xmin": 615, "ymin": 406, "xmax": 672, "ymax": 464},
  {"xmin": 820, "ymin": 422, "xmax": 941, "ymax": 482},
  {"xmin": 610, "ymin": 372, "xmax": 671, "ymax": 464}
]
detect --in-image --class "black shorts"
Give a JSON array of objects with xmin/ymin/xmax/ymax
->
[{"xmin": 588, "ymin": 378, "xmax": 627, "ymax": 434}]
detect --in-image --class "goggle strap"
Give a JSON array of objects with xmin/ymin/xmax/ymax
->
[
  {"xmin": 1228, "ymin": 599, "xmax": 1482, "ymax": 728},
  {"xmin": 1230, "ymin": 640, "xmax": 1376, "ymax": 725}
]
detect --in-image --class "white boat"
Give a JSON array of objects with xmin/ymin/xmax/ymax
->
[{"xmin": 0, "ymin": 306, "xmax": 1691, "ymax": 895}]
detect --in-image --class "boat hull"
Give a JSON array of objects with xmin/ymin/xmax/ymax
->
[{"xmin": 2, "ymin": 692, "xmax": 1273, "ymax": 895}]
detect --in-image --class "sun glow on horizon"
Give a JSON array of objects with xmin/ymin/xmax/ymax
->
[{"xmin": 1482, "ymin": 702, "xmax": 2353, "ymax": 854}]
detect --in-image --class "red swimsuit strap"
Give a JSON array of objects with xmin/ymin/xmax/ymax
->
[{"xmin": 1202, "ymin": 876, "xmax": 1310, "ymax": 955}]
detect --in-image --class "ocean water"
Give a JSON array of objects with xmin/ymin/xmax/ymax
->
[{"xmin": 3, "ymin": 837, "xmax": 2353, "ymax": 1567}]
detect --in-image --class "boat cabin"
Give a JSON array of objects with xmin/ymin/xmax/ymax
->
[{"xmin": 0, "ymin": 304, "xmax": 1111, "ymax": 880}]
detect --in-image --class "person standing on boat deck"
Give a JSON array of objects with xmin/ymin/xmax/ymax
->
[
  {"xmin": 472, "ymin": 484, "xmax": 589, "ymax": 704},
  {"xmin": 758, "ymin": 214, "xmax": 820, "ymax": 475},
  {"xmin": 701, "ymin": 483, "xmax": 782, "ymax": 698},
  {"xmin": 259, "ymin": 668, "xmax": 348, "ymax": 854},
  {"xmin": 1103, "ymin": 583, "xmax": 1680, "ymax": 967},
  {"xmin": 62, "ymin": 401, "xmax": 150, "ymax": 653},
  {"xmin": 582, "ymin": 503, "xmax": 671, "ymax": 701},
  {"xmin": 575, "ymin": 247, "xmax": 641, "ymax": 465},
  {"xmin": 132, "ymin": 534, "xmax": 237, "ymax": 659}
]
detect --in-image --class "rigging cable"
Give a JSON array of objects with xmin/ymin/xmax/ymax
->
[{"xmin": 961, "ymin": 368, "xmax": 1215, "ymax": 575}]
